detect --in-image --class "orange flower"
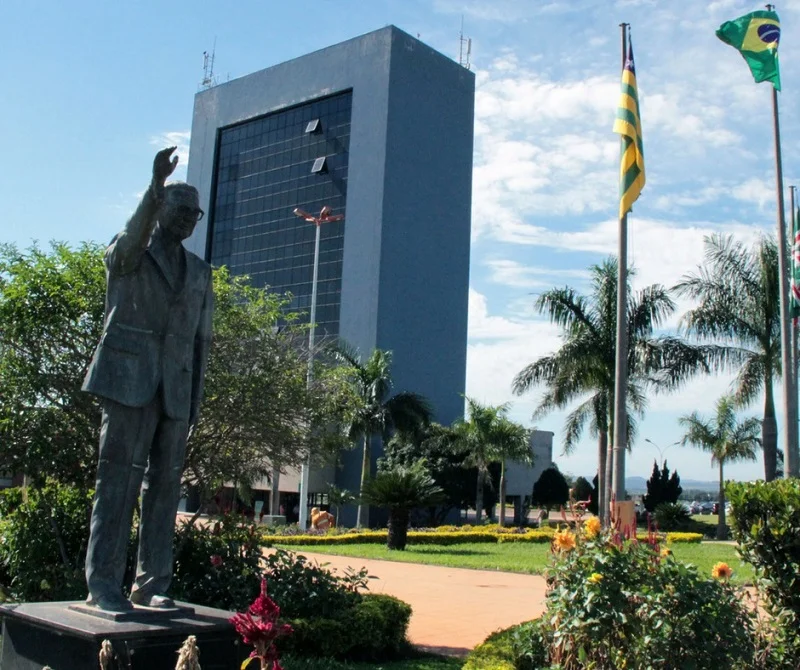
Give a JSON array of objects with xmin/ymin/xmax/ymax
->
[
  {"xmin": 587, "ymin": 572, "xmax": 604, "ymax": 584},
  {"xmin": 554, "ymin": 529, "xmax": 576, "ymax": 552},
  {"xmin": 661, "ymin": 548, "xmax": 673, "ymax": 558},
  {"xmin": 584, "ymin": 516, "xmax": 601, "ymax": 538},
  {"xmin": 711, "ymin": 562, "xmax": 733, "ymax": 580}
]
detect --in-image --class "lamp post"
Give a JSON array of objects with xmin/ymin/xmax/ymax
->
[
  {"xmin": 644, "ymin": 438, "xmax": 679, "ymax": 467},
  {"xmin": 293, "ymin": 206, "xmax": 344, "ymax": 529}
]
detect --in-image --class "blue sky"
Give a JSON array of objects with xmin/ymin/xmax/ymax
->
[{"xmin": 3, "ymin": 0, "xmax": 799, "ymax": 483}]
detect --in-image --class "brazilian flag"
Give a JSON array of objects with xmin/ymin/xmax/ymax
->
[{"xmin": 716, "ymin": 10, "xmax": 781, "ymax": 90}]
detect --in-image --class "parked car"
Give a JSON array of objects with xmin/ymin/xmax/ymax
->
[
  {"xmin": 688, "ymin": 501, "xmax": 702, "ymax": 514},
  {"xmin": 699, "ymin": 501, "xmax": 715, "ymax": 514}
]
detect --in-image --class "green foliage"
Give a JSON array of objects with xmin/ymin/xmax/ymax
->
[
  {"xmin": 675, "ymin": 233, "xmax": 781, "ymax": 481},
  {"xmin": 643, "ymin": 460, "xmax": 683, "ymax": 512},
  {"xmin": 0, "ymin": 482, "xmax": 94, "ymax": 601},
  {"xmin": 531, "ymin": 465, "xmax": 569, "ymax": 511},
  {"xmin": 266, "ymin": 528, "xmax": 556, "ymax": 546},
  {"xmin": 170, "ymin": 515, "xmax": 265, "ymax": 611},
  {"xmin": 727, "ymin": 479, "xmax": 800, "ymax": 617},
  {"xmin": 463, "ymin": 625, "xmax": 519, "ymax": 670},
  {"xmin": 664, "ymin": 531, "xmax": 703, "ymax": 544},
  {"xmin": 571, "ymin": 476, "xmax": 593, "ymax": 504},
  {"xmin": 0, "ymin": 242, "xmax": 106, "ymax": 488},
  {"xmin": 186, "ymin": 267, "xmax": 356, "ymax": 505},
  {"xmin": 261, "ymin": 548, "xmax": 361, "ymax": 620},
  {"xmin": 526, "ymin": 528, "xmax": 755, "ymax": 669},
  {"xmin": 282, "ymin": 593, "xmax": 412, "ymax": 661},
  {"xmin": 282, "ymin": 653, "xmax": 460, "ymax": 670},
  {"xmin": 653, "ymin": 502, "xmax": 691, "ymax": 531}
]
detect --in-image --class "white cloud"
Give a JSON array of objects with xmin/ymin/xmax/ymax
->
[{"xmin": 485, "ymin": 259, "xmax": 590, "ymax": 289}]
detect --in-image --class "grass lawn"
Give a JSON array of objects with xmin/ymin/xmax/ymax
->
[
  {"xmin": 283, "ymin": 654, "xmax": 462, "ymax": 669},
  {"xmin": 276, "ymin": 541, "xmax": 754, "ymax": 585}
]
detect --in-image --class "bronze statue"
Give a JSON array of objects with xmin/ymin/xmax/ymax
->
[{"xmin": 81, "ymin": 147, "xmax": 213, "ymax": 611}]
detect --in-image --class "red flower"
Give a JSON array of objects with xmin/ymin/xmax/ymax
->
[
  {"xmin": 230, "ymin": 578, "xmax": 292, "ymax": 669},
  {"xmin": 210, "ymin": 554, "xmax": 223, "ymax": 567}
]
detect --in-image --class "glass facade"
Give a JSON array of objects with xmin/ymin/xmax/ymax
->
[{"xmin": 208, "ymin": 91, "xmax": 352, "ymax": 335}]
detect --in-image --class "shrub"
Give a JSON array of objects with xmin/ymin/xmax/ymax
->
[
  {"xmin": 665, "ymin": 531, "xmax": 703, "ymax": 544},
  {"xmin": 171, "ymin": 515, "xmax": 264, "ymax": 611},
  {"xmin": 281, "ymin": 593, "xmax": 411, "ymax": 661},
  {"xmin": 0, "ymin": 482, "xmax": 95, "ymax": 601},
  {"xmin": 512, "ymin": 520, "xmax": 754, "ymax": 669},
  {"xmin": 653, "ymin": 501, "xmax": 691, "ymax": 530},
  {"xmin": 727, "ymin": 479, "xmax": 800, "ymax": 617}
]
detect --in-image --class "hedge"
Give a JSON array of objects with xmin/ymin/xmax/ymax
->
[
  {"xmin": 279, "ymin": 593, "xmax": 412, "ymax": 661},
  {"xmin": 462, "ymin": 625, "xmax": 518, "ymax": 670},
  {"xmin": 266, "ymin": 528, "xmax": 557, "ymax": 546},
  {"xmin": 665, "ymin": 532, "xmax": 703, "ymax": 544}
]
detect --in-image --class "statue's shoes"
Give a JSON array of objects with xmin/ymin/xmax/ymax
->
[
  {"xmin": 130, "ymin": 592, "xmax": 176, "ymax": 609},
  {"xmin": 87, "ymin": 594, "xmax": 134, "ymax": 612}
]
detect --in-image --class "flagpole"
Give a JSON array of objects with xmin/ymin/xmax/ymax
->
[
  {"xmin": 611, "ymin": 22, "xmax": 630, "ymax": 515},
  {"xmin": 790, "ymin": 183, "xmax": 798, "ymax": 475},
  {"xmin": 771, "ymin": 80, "xmax": 798, "ymax": 478}
]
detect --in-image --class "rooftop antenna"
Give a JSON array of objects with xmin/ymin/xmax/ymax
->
[
  {"xmin": 458, "ymin": 16, "xmax": 472, "ymax": 70},
  {"xmin": 201, "ymin": 38, "xmax": 218, "ymax": 90}
]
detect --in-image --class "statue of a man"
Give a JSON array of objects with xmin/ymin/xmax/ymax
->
[{"xmin": 81, "ymin": 147, "xmax": 213, "ymax": 611}]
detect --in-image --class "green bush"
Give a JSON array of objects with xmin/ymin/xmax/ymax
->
[
  {"xmin": 261, "ymin": 548, "xmax": 360, "ymax": 620},
  {"xmin": 727, "ymin": 479, "xmax": 800, "ymax": 616},
  {"xmin": 665, "ymin": 531, "xmax": 703, "ymax": 544},
  {"xmin": 653, "ymin": 501, "xmax": 691, "ymax": 531},
  {"xmin": 281, "ymin": 593, "xmax": 411, "ymax": 661},
  {"xmin": 462, "ymin": 625, "xmax": 517, "ymax": 670},
  {"xmin": 171, "ymin": 515, "xmax": 264, "ymax": 611},
  {"xmin": 508, "ymin": 525, "xmax": 755, "ymax": 669},
  {"xmin": 0, "ymin": 483, "xmax": 94, "ymax": 601}
]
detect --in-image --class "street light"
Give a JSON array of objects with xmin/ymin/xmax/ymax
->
[
  {"xmin": 644, "ymin": 438, "xmax": 680, "ymax": 467},
  {"xmin": 293, "ymin": 206, "xmax": 344, "ymax": 529}
]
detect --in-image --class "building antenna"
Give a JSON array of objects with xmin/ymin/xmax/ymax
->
[
  {"xmin": 458, "ymin": 16, "xmax": 472, "ymax": 70},
  {"xmin": 201, "ymin": 38, "xmax": 218, "ymax": 90}
]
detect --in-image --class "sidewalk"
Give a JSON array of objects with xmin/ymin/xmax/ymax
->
[{"xmin": 293, "ymin": 552, "xmax": 548, "ymax": 657}]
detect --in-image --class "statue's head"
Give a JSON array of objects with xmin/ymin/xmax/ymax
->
[{"xmin": 157, "ymin": 182, "xmax": 204, "ymax": 241}]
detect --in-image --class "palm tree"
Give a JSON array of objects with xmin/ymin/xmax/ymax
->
[
  {"xmin": 360, "ymin": 460, "xmax": 444, "ymax": 550},
  {"xmin": 334, "ymin": 346, "xmax": 433, "ymax": 527},
  {"xmin": 513, "ymin": 258, "xmax": 706, "ymax": 523},
  {"xmin": 447, "ymin": 398, "xmax": 528, "ymax": 523},
  {"xmin": 674, "ymin": 233, "xmax": 781, "ymax": 481},
  {"xmin": 679, "ymin": 395, "xmax": 761, "ymax": 539}
]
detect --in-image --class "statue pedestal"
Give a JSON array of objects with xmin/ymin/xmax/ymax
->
[{"xmin": 0, "ymin": 601, "xmax": 248, "ymax": 670}]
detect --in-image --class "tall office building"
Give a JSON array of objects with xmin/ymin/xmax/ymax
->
[{"xmin": 186, "ymin": 26, "xmax": 475, "ymax": 525}]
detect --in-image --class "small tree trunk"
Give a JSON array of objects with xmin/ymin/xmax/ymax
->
[
  {"xmin": 356, "ymin": 436, "xmax": 371, "ymax": 528},
  {"xmin": 605, "ymin": 425, "xmax": 614, "ymax": 526},
  {"xmin": 717, "ymin": 462, "xmax": 727, "ymax": 540},
  {"xmin": 475, "ymin": 470, "xmax": 484, "ymax": 524},
  {"xmin": 499, "ymin": 460, "xmax": 507, "ymax": 526},
  {"xmin": 387, "ymin": 508, "xmax": 410, "ymax": 550},
  {"xmin": 763, "ymin": 376, "xmax": 778, "ymax": 481}
]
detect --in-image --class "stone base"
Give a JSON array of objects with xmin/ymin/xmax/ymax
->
[
  {"xmin": 68, "ymin": 602, "xmax": 195, "ymax": 622},
  {"xmin": 1, "ymin": 601, "xmax": 248, "ymax": 670}
]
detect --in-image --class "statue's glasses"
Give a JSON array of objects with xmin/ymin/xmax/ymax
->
[{"xmin": 177, "ymin": 206, "xmax": 205, "ymax": 221}]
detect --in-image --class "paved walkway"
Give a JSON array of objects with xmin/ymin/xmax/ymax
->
[{"xmin": 293, "ymin": 552, "xmax": 548, "ymax": 657}]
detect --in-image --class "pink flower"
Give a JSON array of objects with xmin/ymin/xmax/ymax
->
[{"xmin": 210, "ymin": 554, "xmax": 223, "ymax": 567}]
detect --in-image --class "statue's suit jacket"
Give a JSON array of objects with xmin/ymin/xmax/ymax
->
[{"xmin": 82, "ymin": 194, "xmax": 213, "ymax": 423}]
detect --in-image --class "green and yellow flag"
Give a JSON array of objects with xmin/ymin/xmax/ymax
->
[
  {"xmin": 613, "ymin": 42, "xmax": 645, "ymax": 220},
  {"xmin": 716, "ymin": 10, "xmax": 781, "ymax": 90}
]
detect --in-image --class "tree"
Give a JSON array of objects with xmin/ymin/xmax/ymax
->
[
  {"xmin": 679, "ymin": 395, "xmax": 761, "ymax": 539},
  {"xmin": 572, "ymin": 476, "xmax": 594, "ymax": 504},
  {"xmin": 360, "ymin": 460, "xmax": 444, "ymax": 550},
  {"xmin": 334, "ymin": 346, "xmax": 433, "ymax": 527},
  {"xmin": 674, "ymin": 233, "xmax": 782, "ymax": 481},
  {"xmin": 513, "ymin": 258, "xmax": 707, "ymax": 523},
  {"xmin": 531, "ymin": 465, "xmax": 570, "ymax": 512},
  {"xmin": 185, "ymin": 267, "xmax": 354, "ymax": 506},
  {"xmin": 642, "ymin": 460, "xmax": 683, "ymax": 512},
  {"xmin": 0, "ymin": 242, "xmax": 106, "ymax": 489},
  {"xmin": 326, "ymin": 484, "xmax": 355, "ymax": 523},
  {"xmin": 445, "ymin": 398, "xmax": 528, "ymax": 524}
]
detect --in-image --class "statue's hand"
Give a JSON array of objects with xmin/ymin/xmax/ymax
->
[{"xmin": 152, "ymin": 146, "xmax": 179, "ymax": 189}]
